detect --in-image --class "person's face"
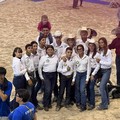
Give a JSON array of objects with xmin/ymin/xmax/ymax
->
[
  {"xmin": 42, "ymin": 28, "xmax": 50, "ymax": 36},
  {"xmin": 32, "ymin": 43, "xmax": 38, "ymax": 52},
  {"xmin": 88, "ymin": 43, "xmax": 95, "ymax": 52},
  {"xmin": 26, "ymin": 46, "xmax": 32, "ymax": 55},
  {"xmin": 98, "ymin": 39, "xmax": 105, "ymax": 48},
  {"xmin": 0, "ymin": 74, "xmax": 5, "ymax": 84},
  {"xmin": 55, "ymin": 36, "xmax": 62, "ymax": 45},
  {"xmin": 16, "ymin": 94, "xmax": 22, "ymax": 103},
  {"xmin": 42, "ymin": 18, "xmax": 48, "ymax": 25},
  {"xmin": 80, "ymin": 31, "xmax": 88, "ymax": 41},
  {"xmin": 46, "ymin": 48, "xmax": 54, "ymax": 56},
  {"xmin": 66, "ymin": 50, "xmax": 72, "ymax": 59},
  {"xmin": 15, "ymin": 50, "xmax": 22, "ymax": 59},
  {"xmin": 39, "ymin": 38, "xmax": 46, "ymax": 46},
  {"xmin": 67, "ymin": 38, "xmax": 75, "ymax": 47},
  {"xmin": 77, "ymin": 46, "xmax": 84, "ymax": 55}
]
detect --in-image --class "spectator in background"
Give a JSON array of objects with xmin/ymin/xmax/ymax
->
[
  {"xmin": 8, "ymin": 89, "xmax": 37, "ymax": 120},
  {"xmin": 0, "ymin": 67, "xmax": 12, "ymax": 120},
  {"xmin": 37, "ymin": 15, "xmax": 51, "ymax": 32},
  {"xmin": 109, "ymin": 27, "xmax": 120, "ymax": 85}
]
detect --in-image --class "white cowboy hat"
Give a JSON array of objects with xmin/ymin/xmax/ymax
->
[
  {"xmin": 54, "ymin": 30, "xmax": 62, "ymax": 37},
  {"xmin": 88, "ymin": 38, "xmax": 96, "ymax": 44}
]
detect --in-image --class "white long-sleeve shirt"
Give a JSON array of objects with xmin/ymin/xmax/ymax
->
[
  {"xmin": 76, "ymin": 38, "xmax": 90, "ymax": 54},
  {"xmin": 21, "ymin": 54, "xmax": 35, "ymax": 73},
  {"xmin": 12, "ymin": 57, "xmax": 30, "ymax": 80},
  {"xmin": 73, "ymin": 54, "xmax": 91, "ymax": 81},
  {"xmin": 99, "ymin": 49, "xmax": 112, "ymax": 69},
  {"xmin": 88, "ymin": 52, "xmax": 100, "ymax": 76},
  {"xmin": 57, "ymin": 58, "xmax": 75, "ymax": 76},
  {"xmin": 38, "ymin": 55, "xmax": 58, "ymax": 80},
  {"xmin": 51, "ymin": 40, "xmax": 68, "ymax": 60}
]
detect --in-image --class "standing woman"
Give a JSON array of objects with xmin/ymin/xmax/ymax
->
[
  {"xmin": 12, "ymin": 47, "xmax": 29, "ymax": 90},
  {"xmin": 11, "ymin": 47, "xmax": 30, "ymax": 110},
  {"xmin": 86, "ymin": 39, "xmax": 100, "ymax": 110},
  {"xmin": 97, "ymin": 37, "xmax": 112, "ymax": 110},
  {"xmin": 74, "ymin": 44, "xmax": 91, "ymax": 112}
]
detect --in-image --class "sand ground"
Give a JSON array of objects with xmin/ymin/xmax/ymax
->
[{"xmin": 0, "ymin": 0, "xmax": 120, "ymax": 120}]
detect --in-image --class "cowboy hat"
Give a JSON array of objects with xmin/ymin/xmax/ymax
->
[
  {"xmin": 111, "ymin": 27, "xmax": 120, "ymax": 35},
  {"xmin": 63, "ymin": 34, "xmax": 76, "ymax": 43},
  {"xmin": 54, "ymin": 30, "xmax": 62, "ymax": 37}
]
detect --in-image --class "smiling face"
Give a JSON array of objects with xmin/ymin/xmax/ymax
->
[
  {"xmin": 46, "ymin": 47, "xmax": 54, "ymax": 57},
  {"xmin": 88, "ymin": 43, "xmax": 96, "ymax": 52},
  {"xmin": 15, "ymin": 49, "xmax": 22, "ymax": 59}
]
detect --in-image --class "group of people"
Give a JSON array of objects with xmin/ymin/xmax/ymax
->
[{"xmin": 0, "ymin": 13, "xmax": 120, "ymax": 120}]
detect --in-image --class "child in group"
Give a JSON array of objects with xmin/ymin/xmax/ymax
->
[
  {"xmin": 38, "ymin": 45, "xmax": 58, "ymax": 111},
  {"xmin": 0, "ymin": 67, "xmax": 12, "ymax": 120},
  {"xmin": 56, "ymin": 47, "xmax": 75, "ymax": 111},
  {"xmin": 109, "ymin": 27, "xmax": 120, "ymax": 85},
  {"xmin": 21, "ymin": 44, "xmax": 36, "ymax": 106},
  {"xmin": 37, "ymin": 15, "xmax": 51, "ymax": 32}
]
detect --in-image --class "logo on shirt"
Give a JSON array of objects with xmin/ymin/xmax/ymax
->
[{"xmin": 46, "ymin": 59, "xmax": 50, "ymax": 63}]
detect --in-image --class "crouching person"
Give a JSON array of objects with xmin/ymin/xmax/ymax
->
[{"xmin": 8, "ymin": 89, "xmax": 37, "ymax": 120}]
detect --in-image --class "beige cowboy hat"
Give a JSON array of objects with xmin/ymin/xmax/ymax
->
[
  {"xmin": 88, "ymin": 38, "xmax": 96, "ymax": 44},
  {"xmin": 111, "ymin": 27, "xmax": 120, "ymax": 35},
  {"xmin": 63, "ymin": 34, "xmax": 76, "ymax": 43},
  {"xmin": 77, "ymin": 27, "xmax": 91, "ymax": 38}
]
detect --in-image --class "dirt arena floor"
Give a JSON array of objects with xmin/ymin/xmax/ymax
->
[{"xmin": 0, "ymin": 0, "xmax": 120, "ymax": 120}]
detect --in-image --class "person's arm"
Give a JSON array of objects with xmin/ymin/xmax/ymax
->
[
  {"xmin": 33, "ymin": 113, "xmax": 37, "ymax": 120},
  {"xmin": 12, "ymin": 110, "xmax": 23, "ymax": 120},
  {"xmin": 86, "ymin": 57, "xmax": 91, "ymax": 82},
  {"xmin": 108, "ymin": 39, "xmax": 116, "ymax": 49},
  {"xmin": 0, "ymin": 82, "xmax": 12, "ymax": 101},
  {"xmin": 38, "ymin": 57, "xmax": 45, "ymax": 80}
]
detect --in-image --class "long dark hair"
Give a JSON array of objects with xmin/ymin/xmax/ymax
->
[
  {"xmin": 98, "ymin": 37, "xmax": 108, "ymax": 56},
  {"xmin": 12, "ymin": 47, "xmax": 22, "ymax": 57},
  {"xmin": 87, "ymin": 43, "xmax": 97, "ymax": 58}
]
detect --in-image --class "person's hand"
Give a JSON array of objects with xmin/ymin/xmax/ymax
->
[
  {"xmin": 90, "ymin": 75, "xmax": 94, "ymax": 81},
  {"xmin": 0, "ymin": 89, "xmax": 3, "ymax": 96},
  {"xmin": 67, "ymin": 66, "xmax": 71, "ymax": 71},
  {"xmin": 61, "ymin": 56, "xmax": 67, "ymax": 62},
  {"xmin": 96, "ymin": 58, "xmax": 100, "ymax": 63},
  {"xmin": 71, "ymin": 81, "xmax": 75, "ymax": 86},
  {"xmin": 28, "ymin": 79, "xmax": 33, "ymax": 86}
]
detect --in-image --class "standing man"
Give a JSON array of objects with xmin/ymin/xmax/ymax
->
[
  {"xmin": 0, "ymin": 67, "xmax": 12, "ymax": 120},
  {"xmin": 109, "ymin": 27, "xmax": 120, "ymax": 86}
]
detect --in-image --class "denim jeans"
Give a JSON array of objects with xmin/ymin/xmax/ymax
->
[
  {"xmin": 57, "ymin": 74, "xmax": 73, "ymax": 106},
  {"xmin": 75, "ymin": 71, "xmax": 87, "ymax": 108},
  {"xmin": 116, "ymin": 55, "xmax": 120, "ymax": 85},
  {"xmin": 99, "ymin": 68, "xmax": 111, "ymax": 108},
  {"xmin": 86, "ymin": 69, "xmax": 97, "ymax": 107},
  {"xmin": 43, "ymin": 72, "xmax": 57, "ymax": 107}
]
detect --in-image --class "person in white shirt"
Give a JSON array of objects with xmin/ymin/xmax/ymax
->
[
  {"xmin": 31, "ymin": 41, "xmax": 43, "ymax": 110},
  {"xmin": 38, "ymin": 45, "xmax": 58, "ymax": 111},
  {"xmin": 21, "ymin": 44, "xmax": 36, "ymax": 106},
  {"xmin": 11, "ymin": 47, "xmax": 31, "ymax": 110},
  {"xmin": 74, "ymin": 44, "xmax": 91, "ymax": 112},
  {"xmin": 96, "ymin": 37, "xmax": 112, "ymax": 110},
  {"xmin": 37, "ymin": 36, "xmax": 46, "ymax": 58},
  {"xmin": 51, "ymin": 30, "xmax": 68, "ymax": 60},
  {"xmin": 56, "ymin": 47, "xmax": 75, "ymax": 111},
  {"xmin": 86, "ymin": 39, "xmax": 100, "ymax": 110},
  {"xmin": 76, "ymin": 27, "xmax": 91, "ymax": 54}
]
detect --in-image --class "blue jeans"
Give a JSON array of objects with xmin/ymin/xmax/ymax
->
[
  {"xmin": 87, "ymin": 69, "xmax": 97, "ymax": 106},
  {"xmin": 99, "ymin": 68, "xmax": 111, "ymax": 108},
  {"xmin": 75, "ymin": 71, "xmax": 87, "ymax": 108},
  {"xmin": 116, "ymin": 55, "xmax": 120, "ymax": 85},
  {"xmin": 43, "ymin": 72, "xmax": 57, "ymax": 107}
]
